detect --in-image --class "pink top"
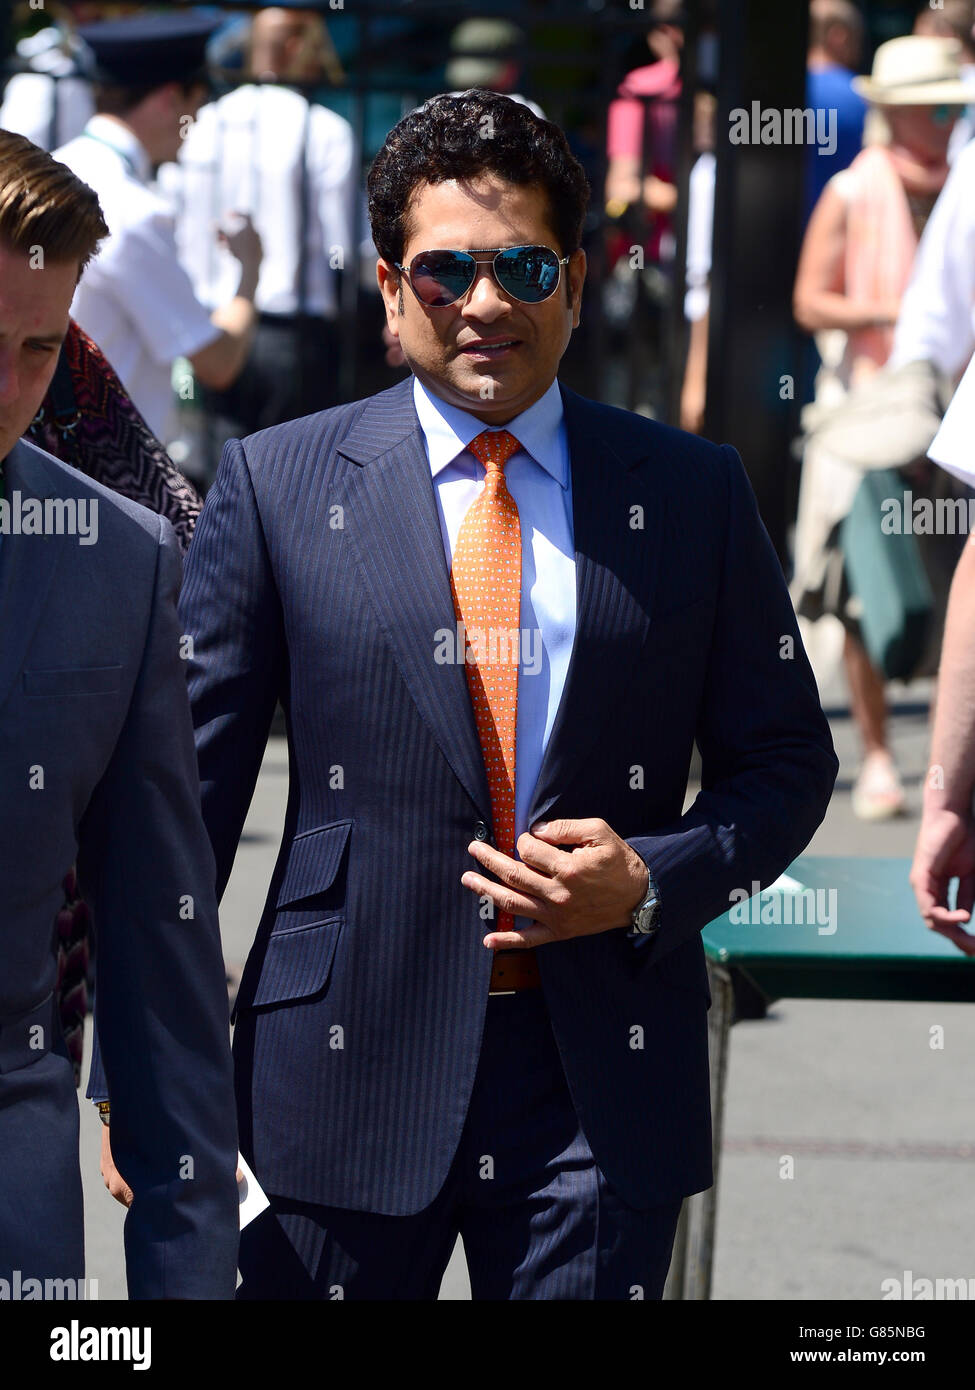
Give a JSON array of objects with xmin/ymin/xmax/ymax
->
[
  {"xmin": 606, "ymin": 58, "xmax": 681, "ymax": 162},
  {"xmin": 836, "ymin": 146, "xmax": 922, "ymax": 377},
  {"xmin": 606, "ymin": 58, "xmax": 681, "ymax": 262}
]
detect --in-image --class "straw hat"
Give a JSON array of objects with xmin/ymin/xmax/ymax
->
[{"xmin": 852, "ymin": 35, "xmax": 972, "ymax": 105}]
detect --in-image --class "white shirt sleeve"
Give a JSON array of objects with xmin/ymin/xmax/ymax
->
[
  {"xmin": 1, "ymin": 72, "xmax": 56, "ymax": 146},
  {"xmin": 928, "ymin": 350, "xmax": 975, "ymax": 487},
  {"xmin": 684, "ymin": 152, "xmax": 715, "ymax": 323},
  {"xmin": 889, "ymin": 140, "xmax": 975, "ymax": 377},
  {"xmin": 0, "ymin": 71, "xmax": 92, "ymax": 150},
  {"xmin": 310, "ymin": 109, "xmax": 356, "ymax": 267},
  {"xmin": 101, "ymin": 209, "xmax": 221, "ymax": 367}
]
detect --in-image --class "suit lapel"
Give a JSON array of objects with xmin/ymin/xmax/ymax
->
[
  {"xmin": 0, "ymin": 441, "xmax": 65, "ymax": 713},
  {"xmin": 526, "ymin": 386, "xmax": 664, "ymax": 827},
  {"xmin": 335, "ymin": 381, "xmax": 492, "ymax": 820}
]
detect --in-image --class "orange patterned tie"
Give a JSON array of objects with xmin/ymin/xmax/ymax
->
[{"xmin": 450, "ymin": 429, "xmax": 522, "ymax": 935}]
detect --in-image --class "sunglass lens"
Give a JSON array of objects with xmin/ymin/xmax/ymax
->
[
  {"xmin": 495, "ymin": 246, "xmax": 561, "ymax": 302},
  {"xmin": 410, "ymin": 251, "xmax": 475, "ymax": 306}
]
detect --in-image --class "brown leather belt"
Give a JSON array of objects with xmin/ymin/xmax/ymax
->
[{"xmin": 489, "ymin": 949, "xmax": 541, "ymax": 994}]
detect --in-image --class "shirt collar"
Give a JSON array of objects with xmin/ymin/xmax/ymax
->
[
  {"xmin": 83, "ymin": 114, "xmax": 153, "ymax": 184},
  {"xmin": 413, "ymin": 375, "xmax": 567, "ymax": 487}
]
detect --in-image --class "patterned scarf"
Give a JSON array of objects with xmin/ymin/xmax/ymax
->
[
  {"xmin": 29, "ymin": 318, "xmax": 202, "ymax": 550},
  {"xmin": 843, "ymin": 145, "xmax": 925, "ymax": 376}
]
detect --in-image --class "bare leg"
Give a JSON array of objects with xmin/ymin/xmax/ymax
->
[
  {"xmin": 843, "ymin": 630, "xmax": 888, "ymax": 755},
  {"xmin": 843, "ymin": 631, "xmax": 906, "ymax": 818}
]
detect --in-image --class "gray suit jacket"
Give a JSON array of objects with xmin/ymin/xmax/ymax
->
[{"xmin": 0, "ymin": 438, "xmax": 238, "ymax": 1299}]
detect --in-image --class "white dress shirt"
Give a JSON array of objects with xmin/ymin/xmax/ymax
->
[
  {"xmin": 889, "ymin": 138, "xmax": 975, "ymax": 378},
  {"xmin": 167, "ymin": 85, "xmax": 355, "ymax": 318},
  {"xmin": 684, "ymin": 151, "xmax": 715, "ymax": 323},
  {"xmin": 928, "ymin": 350, "xmax": 975, "ymax": 488},
  {"xmin": 54, "ymin": 116, "xmax": 219, "ymax": 443},
  {"xmin": 0, "ymin": 72, "xmax": 92, "ymax": 152},
  {"xmin": 0, "ymin": 27, "xmax": 93, "ymax": 151},
  {"xmin": 413, "ymin": 377, "xmax": 576, "ymax": 862}
]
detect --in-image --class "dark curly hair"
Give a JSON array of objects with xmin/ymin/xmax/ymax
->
[{"xmin": 367, "ymin": 90, "xmax": 590, "ymax": 267}]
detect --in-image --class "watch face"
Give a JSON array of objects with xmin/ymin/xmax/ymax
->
[{"xmin": 634, "ymin": 897, "xmax": 658, "ymax": 933}]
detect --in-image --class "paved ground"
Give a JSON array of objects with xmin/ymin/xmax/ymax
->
[{"xmin": 79, "ymin": 644, "xmax": 975, "ymax": 1300}]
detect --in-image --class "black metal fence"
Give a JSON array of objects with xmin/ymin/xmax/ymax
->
[
  {"xmin": 2, "ymin": 0, "xmax": 927, "ymax": 551},
  {"xmin": 2, "ymin": 2, "xmax": 703, "ymax": 443}
]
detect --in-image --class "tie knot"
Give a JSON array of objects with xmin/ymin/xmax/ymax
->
[{"xmin": 468, "ymin": 429, "xmax": 521, "ymax": 473}]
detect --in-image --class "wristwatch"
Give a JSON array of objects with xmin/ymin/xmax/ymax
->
[{"xmin": 629, "ymin": 866, "xmax": 661, "ymax": 938}]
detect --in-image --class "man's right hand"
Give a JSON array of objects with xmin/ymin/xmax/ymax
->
[
  {"xmin": 910, "ymin": 805, "xmax": 975, "ymax": 952},
  {"xmin": 218, "ymin": 211, "xmax": 263, "ymax": 277},
  {"xmin": 99, "ymin": 1125, "xmax": 133, "ymax": 1209}
]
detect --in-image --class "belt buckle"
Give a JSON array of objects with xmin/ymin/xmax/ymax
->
[
  {"xmin": 489, "ymin": 949, "xmax": 515, "ymax": 996},
  {"xmin": 489, "ymin": 947, "xmax": 534, "ymax": 996}
]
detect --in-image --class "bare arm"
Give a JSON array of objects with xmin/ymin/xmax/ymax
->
[
  {"xmin": 681, "ymin": 307, "xmax": 709, "ymax": 434},
  {"xmin": 924, "ymin": 538, "xmax": 975, "ymax": 809},
  {"xmin": 910, "ymin": 537, "xmax": 975, "ymax": 945},
  {"xmin": 793, "ymin": 182, "xmax": 900, "ymax": 334},
  {"xmin": 605, "ymin": 154, "xmax": 678, "ymax": 216},
  {"xmin": 189, "ymin": 216, "xmax": 262, "ymax": 392}
]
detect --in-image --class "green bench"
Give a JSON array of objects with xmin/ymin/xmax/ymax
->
[{"xmin": 664, "ymin": 855, "xmax": 975, "ymax": 1300}]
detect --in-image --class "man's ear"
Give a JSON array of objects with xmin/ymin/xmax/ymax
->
[
  {"xmin": 376, "ymin": 258, "xmax": 403, "ymax": 333},
  {"xmin": 152, "ymin": 80, "xmax": 183, "ymax": 115},
  {"xmin": 567, "ymin": 247, "xmax": 586, "ymax": 321}
]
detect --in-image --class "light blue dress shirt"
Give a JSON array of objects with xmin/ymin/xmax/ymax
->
[{"xmin": 413, "ymin": 376, "xmax": 577, "ymax": 873}]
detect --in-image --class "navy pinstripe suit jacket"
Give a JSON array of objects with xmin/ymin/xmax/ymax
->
[{"xmin": 180, "ymin": 375, "xmax": 838, "ymax": 1215}]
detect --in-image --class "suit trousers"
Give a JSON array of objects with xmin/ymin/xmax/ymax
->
[
  {"xmin": 237, "ymin": 989, "xmax": 682, "ymax": 1300},
  {"xmin": 0, "ymin": 1053, "xmax": 84, "ymax": 1286}
]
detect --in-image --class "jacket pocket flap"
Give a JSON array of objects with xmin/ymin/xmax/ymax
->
[
  {"xmin": 23, "ymin": 665, "xmax": 122, "ymax": 697},
  {"xmin": 250, "ymin": 915, "xmax": 343, "ymax": 1007},
  {"xmin": 275, "ymin": 819, "xmax": 352, "ymax": 908}
]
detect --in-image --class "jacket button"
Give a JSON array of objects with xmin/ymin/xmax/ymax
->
[{"xmin": 473, "ymin": 821, "xmax": 489, "ymax": 841}]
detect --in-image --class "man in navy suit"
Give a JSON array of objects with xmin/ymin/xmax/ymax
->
[
  {"xmin": 174, "ymin": 91, "xmax": 837, "ymax": 1299},
  {"xmin": 0, "ymin": 130, "xmax": 238, "ymax": 1299}
]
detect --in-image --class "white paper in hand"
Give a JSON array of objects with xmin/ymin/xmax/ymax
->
[{"xmin": 237, "ymin": 1152, "xmax": 270, "ymax": 1230}]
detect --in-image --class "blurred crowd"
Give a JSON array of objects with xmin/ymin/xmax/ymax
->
[
  {"xmin": 5, "ymin": 0, "xmax": 975, "ymax": 835},
  {"xmin": 605, "ymin": 0, "xmax": 975, "ymax": 827}
]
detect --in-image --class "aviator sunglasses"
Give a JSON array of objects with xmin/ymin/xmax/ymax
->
[{"xmin": 394, "ymin": 245, "xmax": 570, "ymax": 307}]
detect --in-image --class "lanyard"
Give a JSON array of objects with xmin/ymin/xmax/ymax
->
[{"xmin": 79, "ymin": 129, "xmax": 141, "ymax": 180}]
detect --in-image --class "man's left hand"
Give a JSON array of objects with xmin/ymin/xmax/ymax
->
[{"xmin": 462, "ymin": 817, "xmax": 650, "ymax": 950}]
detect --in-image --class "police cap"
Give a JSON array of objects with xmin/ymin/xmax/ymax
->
[{"xmin": 76, "ymin": 12, "xmax": 220, "ymax": 89}]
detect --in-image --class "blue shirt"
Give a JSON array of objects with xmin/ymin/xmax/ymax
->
[
  {"xmin": 412, "ymin": 375, "xmax": 576, "ymax": 851},
  {"xmin": 804, "ymin": 64, "xmax": 867, "ymax": 225}
]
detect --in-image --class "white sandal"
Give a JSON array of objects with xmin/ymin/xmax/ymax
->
[{"xmin": 851, "ymin": 751, "xmax": 906, "ymax": 821}]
